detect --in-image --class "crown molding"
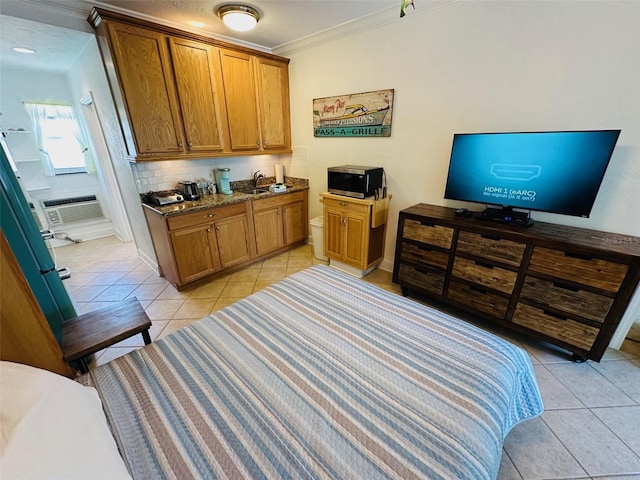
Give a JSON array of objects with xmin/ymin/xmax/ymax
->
[{"xmin": 274, "ymin": 0, "xmax": 456, "ymax": 57}]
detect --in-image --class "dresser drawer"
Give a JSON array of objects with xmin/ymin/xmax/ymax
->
[
  {"xmin": 447, "ymin": 280, "xmax": 509, "ymax": 319},
  {"xmin": 451, "ymin": 256, "xmax": 518, "ymax": 294},
  {"xmin": 529, "ymin": 247, "xmax": 628, "ymax": 292},
  {"xmin": 513, "ymin": 303, "xmax": 599, "ymax": 351},
  {"xmin": 402, "ymin": 219, "xmax": 453, "ymax": 249},
  {"xmin": 399, "ymin": 242, "xmax": 449, "ymax": 271},
  {"xmin": 520, "ymin": 277, "xmax": 613, "ymax": 323},
  {"xmin": 397, "ymin": 263, "xmax": 445, "ymax": 296},
  {"xmin": 167, "ymin": 203, "xmax": 246, "ymax": 230},
  {"xmin": 456, "ymin": 231, "xmax": 525, "ymax": 267}
]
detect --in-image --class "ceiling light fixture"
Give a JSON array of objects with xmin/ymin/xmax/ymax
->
[
  {"xmin": 216, "ymin": 4, "xmax": 260, "ymax": 32},
  {"xmin": 12, "ymin": 47, "xmax": 36, "ymax": 54}
]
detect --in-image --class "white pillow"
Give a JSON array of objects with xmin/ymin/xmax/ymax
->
[{"xmin": 0, "ymin": 361, "xmax": 132, "ymax": 480}]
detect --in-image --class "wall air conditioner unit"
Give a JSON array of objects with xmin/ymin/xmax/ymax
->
[{"xmin": 41, "ymin": 195, "xmax": 104, "ymax": 226}]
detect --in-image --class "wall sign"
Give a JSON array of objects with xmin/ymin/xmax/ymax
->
[{"xmin": 313, "ymin": 89, "xmax": 394, "ymax": 137}]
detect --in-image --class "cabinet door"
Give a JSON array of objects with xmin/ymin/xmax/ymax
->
[
  {"xmin": 282, "ymin": 201, "xmax": 304, "ymax": 245},
  {"xmin": 107, "ymin": 22, "xmax": 184, "ymax": 155},
  {"xmin": 171, "ymin": 224, "xmax": 220, "ymax": 283},
  {"xmin": 324, "ymin": 209, "xmax": 344, "ymax": 259},
  {"xmin": 169, "ymin": 38, "xmax": 228, "ymax": 153},
  {"xmin": 255, "ymin": 57, "xmax": 291, "ymax": 151},
  {"xmin": 343, "ymin": 213, "xmax": 367, "ymax": 265},
  {"xmin": 254, "ymin": 208, "xmax": 283, "ymax": 255},
  {"xmin": 219, "ymin": 49, "xmax": 260, "ymax": 151},
  {"xmin": 215, "ymin": 215, "xmax": 252, "ymax": 268}
]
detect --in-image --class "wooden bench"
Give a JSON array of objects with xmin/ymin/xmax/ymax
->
[{"xmin": 62, "ymin": 297, "xmax": 152, "ymax": 373}]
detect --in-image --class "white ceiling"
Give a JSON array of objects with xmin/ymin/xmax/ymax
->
[{"xmin": 0, "ymin": 0, "xmax": 416, "ymax": 73}]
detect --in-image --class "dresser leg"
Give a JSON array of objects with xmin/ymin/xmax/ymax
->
[{"xmin": 571, "ymin": 353, "xmax": 587, "ymax": 363}]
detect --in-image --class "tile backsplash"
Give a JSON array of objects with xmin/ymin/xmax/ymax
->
[{"xmin": 131, "ymin": 151, "xmax": 308, "ymax": 194}]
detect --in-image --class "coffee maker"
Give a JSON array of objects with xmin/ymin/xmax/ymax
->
[{"xmin": 215, "ymin": 168, "xmax": 232, "ymax": 194}]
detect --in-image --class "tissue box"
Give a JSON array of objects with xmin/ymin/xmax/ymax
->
[{"xmin": 269, "ymin": 183, "xmax": 287, "ymax": 193}]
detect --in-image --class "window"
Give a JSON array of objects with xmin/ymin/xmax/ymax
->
[{"xmin": 24, "ymin": 103, "xmax": 94, "ymax": 176}]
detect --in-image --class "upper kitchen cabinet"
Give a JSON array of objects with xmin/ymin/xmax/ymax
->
[
  {"xmin": 104, "ymin": 22, "xmax": 184, "ymax": 157},
  {"xmin": 169, "ymin": 38, "xmax": 228, "ymax": 154},
  {"xmin": 89, "ymin": 8, "xmax": 291, "ymax": 161},
  {"xmin": 219, "ymin": 50, "xmax": 291, "ymax": 153}
]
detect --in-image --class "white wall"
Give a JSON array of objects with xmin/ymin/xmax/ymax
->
[{"xmin": 281, "ymin": 1, "xmax": 640, "ymax": 344}]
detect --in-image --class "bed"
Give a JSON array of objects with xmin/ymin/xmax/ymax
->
[{"xmin": 1, "ymin": 265, "xmax": 543, "ymax": 480}]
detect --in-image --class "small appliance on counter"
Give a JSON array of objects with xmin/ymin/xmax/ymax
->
[
  {"xmin": 178, "ymin": 181, "xmax": 200, "ymax": 200},
  {"xmin": 149, "ymin": 191, "xmax": 184, "ymax": 206},
  {"xmin": 328, "ymin": 165, "xmax": 384, "ymax": 199},
  {"xmin": 269, "ymin": 183, "xmax": 287, "ymax": 193},
  {"xmin": 215, "ymin": 168, "xmax": 232, "ymax": 195}
]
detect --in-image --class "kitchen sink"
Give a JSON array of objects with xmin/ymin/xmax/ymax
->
[{"xmin": 240, "ymin": 188, "xmax": 269, "ymax": 195}]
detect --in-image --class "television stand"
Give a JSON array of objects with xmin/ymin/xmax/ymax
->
[
  {"xmin": 475, "ymin": 206, "xmax": 534, "ymax": 226},
  {"xmin": 392, "ymin": 203, "xmax": 640, "ymax": 362}
]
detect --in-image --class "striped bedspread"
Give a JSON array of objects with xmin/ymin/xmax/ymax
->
[{"xmin": 81, "ymin": 265, "xmax": 543, "ymax": 480}]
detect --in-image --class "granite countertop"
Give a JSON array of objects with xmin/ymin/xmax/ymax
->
[{"xmin": 142, "ymin": 177, "xmax": 309, "ymax": 217}]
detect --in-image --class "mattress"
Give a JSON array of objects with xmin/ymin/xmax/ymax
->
[{"xmin": 80, "ymin": 265, "xmax": 543, "ymax": 479}]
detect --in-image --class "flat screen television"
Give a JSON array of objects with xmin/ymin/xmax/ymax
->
[{"xmin": 443, "ymin": 130, "xmax": 621, "ymax": 224}]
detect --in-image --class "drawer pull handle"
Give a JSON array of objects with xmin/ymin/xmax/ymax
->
[
  {"xmin": 475, "ymin": 261, "xmax": 494, "ymax": 269},
  {"xmin": 480, "ymin": 234, "xmax": 500, "ymax": 241},
  {"xmin": 543, "ymin": 309, "xmax": 567, "ymax": 320},
  {"xmin": 207, "ymin": 213, "xmax": 215, "ymax": 218},
  {"xmin": 469, "ymin": 285, "xmax": 487, "ymax": 294},
  {"xmin": 420, "ymin": 221, "xmax": 434, "ymax": 227},
  {"xmin": 565, "ymin": 252, "xmax": 592, "ymax": 261},
  {"xmin": 339, "ymin": 202, "xmax": 347, "ymax": 206},
  {"xmin": 418, "ymin": 245, "xmax": 432, "ymax": 252},
  {"xmin": 415, "ymin": 267, "xmax": 431, "ymax": 275},
  {"xmin": 553, "ymin": 282, "xmax": 579, "ymax": 292}
]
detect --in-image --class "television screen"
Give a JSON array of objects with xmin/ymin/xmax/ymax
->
[{"xmin": 444, "ymin": 130, "xmax": 621, "ymax": 217}]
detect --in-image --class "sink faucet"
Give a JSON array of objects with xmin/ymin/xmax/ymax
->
[{"xmin": 254, "ymin": 170, "xmax": 268, "ymax": 187}]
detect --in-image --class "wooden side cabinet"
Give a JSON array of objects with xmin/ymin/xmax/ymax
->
[
  {"xmin": 320, "ymin": 193, "xmax": 391, "ymax": 275},
  {"xmin": 393, "ymin": 203, "xmax": 640, "ymax": 362}
]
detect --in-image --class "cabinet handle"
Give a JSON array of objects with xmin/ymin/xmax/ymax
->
[
  {"xmin": 417, "ymin": 245, "xmax": 432, "ymax": 252},
  {"xmin": 257, "ymin": 140, "xmax": 261, "ymax": 146},
  {"xmin": 277, "ymin": 210, "xmax": 281, "ymax": 215},
  {"xmin": 178, "ymin": 142, "xmax": 183, "ymax": 148},
  {"xmin": 475, "ymin": 260, "xmax": 494, "ymax": 269},
  {"xmin": 553, "ymin": 282, "xmax": 579, "ymax": 292},
  {"xmin": 420, "ymin": 221, "xmax": 435, "ymax": 227},
  {"xmin": 565, "ymin": 251, "xmax": 593, "ymax": 261},
  {"xmin": 188, "ymin": 142, "xmax": 193, "ymax": 147},
  {"xmin": 263, "ymin": 141, "xmax": 267, "ymax": 147},
  {"xmin": 543, "ymin": 309, "xmax": 567, "ymax": 321},
  {"xmin": 339, "ymin": 202, "xmax": 347, "ymax": 206},
  {"xmin": 469, "ymin": 284, "xmax": 488, "ymax": 294},
  {"xmin": 207, "ymin": 228, "xmax": 211, "ymax": 232},
  {"xmin": 480, "ymin": 234, "xmax": 500, "ymax": 241},
  {"xmin": 207, "ymin": 213, "xmax": 215, "ymax": 218},
  {"xmin": 216, "ymin": 226, "xmax": 221, "ymax": 231}
]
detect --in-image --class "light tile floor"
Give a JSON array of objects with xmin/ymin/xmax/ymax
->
[{"xmin": 56, "ymin": 236, "xmax": 640, "ymax": 480}]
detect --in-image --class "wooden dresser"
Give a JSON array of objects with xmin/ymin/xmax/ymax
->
[{"xmin": 392, "ymin": 204, "xmax": 640, "ymax": 361}]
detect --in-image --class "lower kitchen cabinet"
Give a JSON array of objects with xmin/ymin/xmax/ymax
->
[
  {"xmin": 252, "ymin": 190, "xmax": 307, "ymax": 256},
  {"xmin": 144, "ymin": 201, "xmax": 253, "ymax": 288},
  {"xmin": 393, "ymin": 203, "xmax": 640, "ymax": 362},
  {"xmin": 143, "ymin": 189, "xmax": 308, "ymax": 289}
]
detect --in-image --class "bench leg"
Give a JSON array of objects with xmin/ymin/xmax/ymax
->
[
  {"xmin": 77, "ymin": 357, "xmax": 89, "ymax": 374},
  {"xmin": 142, "ymin": 328, "xmax": 152, "ymax": 345}
]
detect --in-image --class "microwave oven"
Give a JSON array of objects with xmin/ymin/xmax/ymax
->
[{"xmin": 327, "ymin": 166, "xmax": 384, "ymax": 199}]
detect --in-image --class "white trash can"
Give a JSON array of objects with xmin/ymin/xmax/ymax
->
[{"xmin": 309, "ymin": 216, "xmax": 329, "ymax": 261}]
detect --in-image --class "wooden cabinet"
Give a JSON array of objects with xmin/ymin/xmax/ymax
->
[
  {"xmin": 89, "ymin": 8, "xmax": 291, "ymax": 161},
  {"xmin": 105, "ymin": 22, "xmax": 184, "ymax": 156},
  {"xmin": 169, "ymin": 38, "xmax": 228, "ymax": 154},
  {"xmin": 219, "ymin": 49, "xmax": 260, "ymax": 152},
  {"xmin": 320, "ymin": 193, "xmax": 391, "ymax": 274},
  {"xmin": 143, "ymin": 190, "xmax": 308, "ymax": 288},
  {"xmin": 252, "ymin": 191, "xmax": 307, "ymax": 256},
  {"xmin": 144, "ymin": 202, "xmax": 253, "ymax": 287},
  {"xmin": 393, "ymin": 204, "xmax": 640, "ymax": 362},
  {"xmin": 219, "ymin": 50, "xmax": 291, "ymax": 153}
]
